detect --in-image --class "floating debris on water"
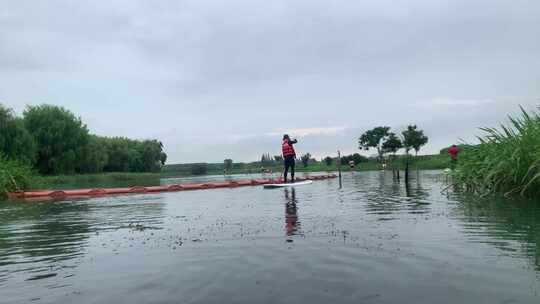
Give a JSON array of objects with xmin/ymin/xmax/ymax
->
[{"xmin": 26, "ymin": 273, "xmax": 58, "ymax": 281}]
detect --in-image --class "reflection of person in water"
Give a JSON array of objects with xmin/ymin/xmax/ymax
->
[{"xmin": 284, "ymin": 188, "xmax": 301, "ymax": 236}]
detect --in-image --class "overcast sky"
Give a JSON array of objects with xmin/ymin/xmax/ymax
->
[{"xmin": 1, "ymin": 0, "xmax": 539, "ymax": 163}]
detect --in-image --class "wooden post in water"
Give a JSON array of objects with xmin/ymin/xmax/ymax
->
[
  {"xmin": 405, "ymin": 156, "xmax": 410, "ymax": 184},
  {"xmin": 337, "ymin": 150, "xmax": 342, "ymax": 189},
  {"xmin": 391, "ymin": 156, "xmax": 400, "ymax": 182}
]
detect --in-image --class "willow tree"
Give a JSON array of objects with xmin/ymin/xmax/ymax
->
[
  {"xmin": 23, "ymin": 104, "xmax": 89, "ymax": 174},
  {"xmin": 0, "ymin": 104, "xmax": 36, "ymax": 165}
]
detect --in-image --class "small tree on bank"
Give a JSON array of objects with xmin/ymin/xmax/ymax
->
[
  {"xmin": 382, "ymin": 133, "xmax": 403, "ymax": 175},
  {"xmin": 402, "ymin": 125, "xmax": 428, "ymax": 156},
  {"xmin": 341, "ymin": 153, "xmax": 368, "ymax": 165},
  {"xmin": 324, "ymin": 156, "xmax": 333, "ymax": 166},
  {"xmin": 401, "ymin": 125, "xmax": 428, "ymax": 179},
  {"xmin": 300, "ymin": 153, "xmax": 311, "ymax": 167},
  {"xmin": 359, "ymin": 126, "xmax": 390, "ymax": 163}
]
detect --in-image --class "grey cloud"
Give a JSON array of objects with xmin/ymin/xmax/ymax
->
[{"xmin": 1, "ymin": 0, "xmax": 539, "ymax": 163}]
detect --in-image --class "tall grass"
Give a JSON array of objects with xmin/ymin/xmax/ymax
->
[
  {"xmin": 454, "ymin": 107, "xmax": 540, "ymax": 197},
  {"xmin": 0, "ymin": 154, "xmax": 33, "ymax": 199}
]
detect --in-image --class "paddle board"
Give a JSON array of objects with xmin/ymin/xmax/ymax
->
[{"xmin": 263, "ymin": 180, "xmax": 313, "ymax": 189}]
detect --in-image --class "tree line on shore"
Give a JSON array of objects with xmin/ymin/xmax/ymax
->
[
  {"xmin": 1, "ymin": 103, "xmax": 167, "ymax": 175},
  {"xmin": 358, "ymin": 125, "xmax": 428, "ymax": 162},
  {"xmin": 312, "ymin": 125, "xmax": 429, "ymax": 168},
  {"xmin": 214, "ymin": 126, "xmax": 430, "ymax": 175}
]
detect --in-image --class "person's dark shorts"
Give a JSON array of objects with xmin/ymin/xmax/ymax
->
[{"xmin": 284, "ymin": 156, "xmax": 295, "ymax": 167}]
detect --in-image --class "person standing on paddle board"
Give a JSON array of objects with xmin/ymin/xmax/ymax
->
[{"xmin": 282, "ymin": 134, "xmax": 298, "ymax": 183}]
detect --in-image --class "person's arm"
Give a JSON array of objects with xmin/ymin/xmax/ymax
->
[{"xmin": 289, "ymin": 139, "xmax": 298, "ymax": 145}]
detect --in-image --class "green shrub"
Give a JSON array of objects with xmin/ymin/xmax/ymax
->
[
  {"xmin": 0, "ymin": 154, "xmax": 33, "ymax": 198},
  {"xmin": 453, "ymin": 107, "xmax": 540, "ymax": 197}
]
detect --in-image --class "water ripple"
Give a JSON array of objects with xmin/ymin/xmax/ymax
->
[{"xmin": 0, "ymin": 171, "xmax": 538, "ymax": 303}]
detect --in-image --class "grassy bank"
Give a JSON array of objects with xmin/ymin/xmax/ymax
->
[
  {"xmin": 2, "ymin": 153, "xmax": 452, "ymax": 194},
  {"xmin": 162, "ymin": 153, "xmax": 452, "ymax": 177},
  {"xmin": 30, "ymin": 172, "xmax": 162, "ymax": 190},
  {"xmin": 453, "ymin": 107, "xmax": 540, "ymax": 197}
]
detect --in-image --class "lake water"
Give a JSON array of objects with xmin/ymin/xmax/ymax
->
[{"xmin": 1, "ymin": 171, "xmax": 539, "ymax": 303}]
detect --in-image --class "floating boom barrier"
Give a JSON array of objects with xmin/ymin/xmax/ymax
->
[{"xmin": 7, "ymin": 174, "xmax": 337, "ymax": 202}]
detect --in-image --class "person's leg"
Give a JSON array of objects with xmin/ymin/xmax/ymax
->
[
  {"xmin": 283, "ymin": 160, "xmax": 289, "ymax": 183},
  {"xmin": 290, "ymin": 159, "xmax": 295, "ymax": 182}
]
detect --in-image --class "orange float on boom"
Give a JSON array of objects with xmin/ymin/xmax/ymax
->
[{"xmin": 7, "ymin": 174, "xmax": 338, "ymax": 202}]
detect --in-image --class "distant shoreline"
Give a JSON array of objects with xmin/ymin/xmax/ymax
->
[{"xmin": 26, "ymin": 155, "xmax": 450, "ymax": 191}]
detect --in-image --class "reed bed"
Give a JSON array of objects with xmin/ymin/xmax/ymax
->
[{"xmin": 454, "ymin": 107, "xmax": 540, "ymax": 197}]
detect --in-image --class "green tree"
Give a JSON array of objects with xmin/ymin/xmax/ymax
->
[
  {"xmin": 341, "ymin": 153, "xmax": 368, "ymax": 165},
  {"xmin": 351, "ymin": 153, "xmax": 368, "ymax": 164},
  {"xmin": 102, "ymin": 137, "xmax": 136, "ymax": 172},
  {"xmin": 340, "ymin": 155, "xmax": 351, "ymax": 164},
  {"xmin": 382, "ymin": 133, "xmax": 403, "ymax": 171},
  {"xmin": 300, "ymin": 153, "xmax": 311, "ymax": 167},
  {"xmin": 23, "ymin": 104, "xmax": 89, "ymax": 174},
  {"xmin": 139, "ymin": 140, "xmax": 167, "ymax": 172},
  {"xmin": 190, "ymin": 163, "xmax": 208, "ymax": 175},
  {"xmin": 0, "ymin": 104, "xmax": 36, "ymax": 165},
  {"xmin": 78, "ymin": 135, "xmax": 109, "ymax": 173},
  {"xmin": 1, "ymin": 103, "xmax": 167, "ymax": 175},
  {"xmin": 324, "ymin": 156, "xmax": 333, "ymax": 166},
  {"xmin": 95, "ymin": 137, "xmax": 166, "ymax": 173},
  {"xmin": 273, "ymin": 155, "xmax": 284, "ymax": 162},
  {"xmin": 224, "ymin": 159, "xmax": 233, "ymax": 171},
  {"xmin": 359, "ymin": 126, "xmax": 390, "ymax": 162},
  {"xmin": 402, "ymin": 125, "xmax": 429, "ymax": 156},
  {"xmin": 382, "ymin": 133, "xmax": 403, "ymax": 156}
]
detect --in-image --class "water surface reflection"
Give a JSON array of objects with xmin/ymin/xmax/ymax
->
[
  {"xmin": 451, "ymin": 193, "xmax": 540, "ymax": 271},
  {"xmin": 284, "ymin": 188, "xmax": 301, "ymax": 237},
  {"xmin": 0, "ymin": 171, "xmax": 538, "ymax": 304},
  {"xmin": 0, "ymin": 195, "xmax": 166, "ymax": 288}
]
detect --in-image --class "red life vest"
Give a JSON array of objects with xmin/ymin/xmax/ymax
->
[
  {"xmin": 448, "ymin": 146, "xmax": 459, "ymax": 159},
  {"xmin": 282, "ymin": 140, "xmax": 296, "ymax": 157}
]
